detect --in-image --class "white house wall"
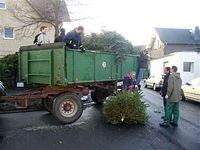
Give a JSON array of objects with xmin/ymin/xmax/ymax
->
[
  {"xmin": 178, "ymin": 52, "xmax": 200, "ymax": 84},
  {"xmin": 150, "ymin": 54, "xmax": 178, "ymax": 78},
  {"xmin": 150, "ymin": 52, "xmax": 200, "ymax": 84}
]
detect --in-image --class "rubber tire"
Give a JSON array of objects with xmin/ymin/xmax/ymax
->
[
  {"xmin": 42, "ymin": 99, "xmax": 53, "ymax": 113},
  {"xmin": 91, "ymin": 91, "xmax": 105, "ymax": 104},
  {"xmin": 53, "ymin": 93, "xmax": 83, "ymax": 124},
  {"xmin": 144, "ymin": 83, "xmax": 148, "ymax": 88},
  {"xmin": 181, "ymin": 90, "xmax": 186, "ymax": 101},
  {"xmin": 153, "ymin": 84, "xmax": 157, "ymax": 91}
]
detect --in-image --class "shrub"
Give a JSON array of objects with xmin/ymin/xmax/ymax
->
[
  {"xmin": 0, "ymin": 53, "xmax": 18, "ymax": 89},
  {"xmin": 103, "ymin": 91, "xmax": 148, "ymax": 125}
]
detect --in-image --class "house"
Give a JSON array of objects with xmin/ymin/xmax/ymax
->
[
  {"xmin": 148, "ymin": 27, "xmax": 200, "ymax": 84},
  {"xmin": 134, "ymin": 45, "xmax": 146, "ymax": 52},
  {"xmin": 0, "ymin": 0, "xmax": 70, "ymax": 57}
]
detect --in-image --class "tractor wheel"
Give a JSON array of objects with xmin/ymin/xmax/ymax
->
[{"xmin": 53, "ymin": 93, "xmax": 83, "ymax": 124}]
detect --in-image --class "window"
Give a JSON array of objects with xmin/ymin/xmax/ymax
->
[
  {"xmin": 4, "ymin": 27, "xmax": 14, "ymax": 39},
  {"xmin": 0, "ymin": 0, "xmax": 6, "ymax": 9},
  {"xmin": 183, "ymin": 62, "xmax": 194, "ymax": 72},
  {"xmin": 163, "ymin": 61, "xmax": 169, "ymax": 71},
  {"xmin": 163, "ymin": 61, "xmax": 169, "ymax": 68}
]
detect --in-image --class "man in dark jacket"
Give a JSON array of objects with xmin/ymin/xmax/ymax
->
[
  {"xmin": 160, "ymin": 67, "xmax": 171, "ymax": 119},
  {"xmin": 136, "ymin": 49, "xmax": 150, "ymax": 88},
  {"xmin": 63, "ymin": 26, "xmax": 85, "ymax": 51},
  {"xmin": 54, "ymin": 28, "xmax": 65, "ymax": 42},
  {"xmin": 160, "ymin": 66, "xmax": 182, "ymax": 127}
]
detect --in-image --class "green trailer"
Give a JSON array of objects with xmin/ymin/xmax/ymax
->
[
  {"xmin": 19, "ymin": 43, "xmax": 138, "ymax": 86},
  {"xmin": 1, "ymin": 43, "xmax": 138, "ymax": 123}
]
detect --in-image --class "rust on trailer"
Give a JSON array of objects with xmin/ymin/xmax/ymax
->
[
  {"xmin": 0, "ymin": 93, "xmax": 48, "ymax": 102},
  {"xmin": 0, "ymin": 82, "xmax": 115, "ymax": 103}
]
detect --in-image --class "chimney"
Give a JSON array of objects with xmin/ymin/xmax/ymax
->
[{"xmin": 193, "ymin": 26, "xmax": 200, "ymax": 41}]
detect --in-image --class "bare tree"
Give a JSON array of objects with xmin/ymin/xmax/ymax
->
[
  {"xmin": 8, "ymin": 0, "xmax": 70, "ymax": 37},
  {"xmin": 8, "ymin": 0, "xmax": 88, "ymax": 38}
]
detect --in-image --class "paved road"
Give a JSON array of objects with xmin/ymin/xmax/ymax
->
[
  {"xmin": 143, "ymin": 88, "xmax": 200, "ymax": 150},
  {"xmin": 0, "ymin": 88, "xmax": 200, "ymax": 150}
]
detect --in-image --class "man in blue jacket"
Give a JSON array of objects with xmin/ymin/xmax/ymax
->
[{"xmin": 64, "ymin": 26, "xmax": 85, "ymax": 52}]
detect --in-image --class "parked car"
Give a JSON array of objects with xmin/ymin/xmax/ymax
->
[
  {"xmin": 144, "ymin": 75, "xmax": 163, "ymax": 91},
  {"xmin": 181, "ymin": 77, "xmax": 200, "ymax": 102}
]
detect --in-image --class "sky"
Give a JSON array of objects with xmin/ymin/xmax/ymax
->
[{"xmin": 64, "ymin": 0, "xmax": 200, "ymax": 45}]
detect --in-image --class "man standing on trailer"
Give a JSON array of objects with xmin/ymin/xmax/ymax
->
[
  {"xmin": 136, "ymin": 48, "xmax": 150, "ymax": 89},
  {"xmin": 33, "ymin": 26, "xmax": 50, "ymax": 45},
  {"xmin": 54, "ymin": 28, "xmax": 66, "ymax": 42},
  {"xmin": 64, "ymin": 26, "xmax": 85, "ymax": 52}
]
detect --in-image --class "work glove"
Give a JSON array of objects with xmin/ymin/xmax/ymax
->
[{"xmin": 165, "ymin": 95, "xmax": 168, "ymax": 99}]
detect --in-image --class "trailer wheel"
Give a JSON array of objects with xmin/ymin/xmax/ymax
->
[
  {"xmin": 53, "ymin": 93, "xmax": 83, "ymax": 124},
  {"xmin": 91, "ymin": 91, "xmax": 107, "ymax": 104},
  {"xmin": 42, "ymin": 99, "xmax": 53, "ymax": 113}
]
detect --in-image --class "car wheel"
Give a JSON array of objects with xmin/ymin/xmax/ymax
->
[
  {"xmin": 181, "ymin": 90, "xmax": 186, "ymax": 101},
  {"xmin": 153, "ymin": 84, "xmax": 157, "ymax": 91},
  {"xmin": 144, "ymin": 82, "xmax": 148, "ymax": 88}
]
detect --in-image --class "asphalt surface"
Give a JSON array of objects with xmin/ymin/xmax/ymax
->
[{"xmin": 0, "ymin": 88, "xmax": 200, "ymax": 150}]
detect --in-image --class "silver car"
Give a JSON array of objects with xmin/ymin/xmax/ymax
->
[{"xmin": 144, "ymin": 75, "xmax": 163, "ymax": 91}]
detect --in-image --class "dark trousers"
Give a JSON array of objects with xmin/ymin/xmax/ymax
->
[{"xmin": 163, "ymin": 97, "xmax": 166, "ymax": 112}]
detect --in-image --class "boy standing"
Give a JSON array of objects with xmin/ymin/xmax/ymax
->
[{"xmin": 34, "ymin": 26, "xmax": 50, "ymax": 45}]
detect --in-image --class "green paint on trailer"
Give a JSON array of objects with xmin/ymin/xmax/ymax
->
[{"xmin": 19, "ymin": 43, "xmax": 138, "ymax": 86}]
